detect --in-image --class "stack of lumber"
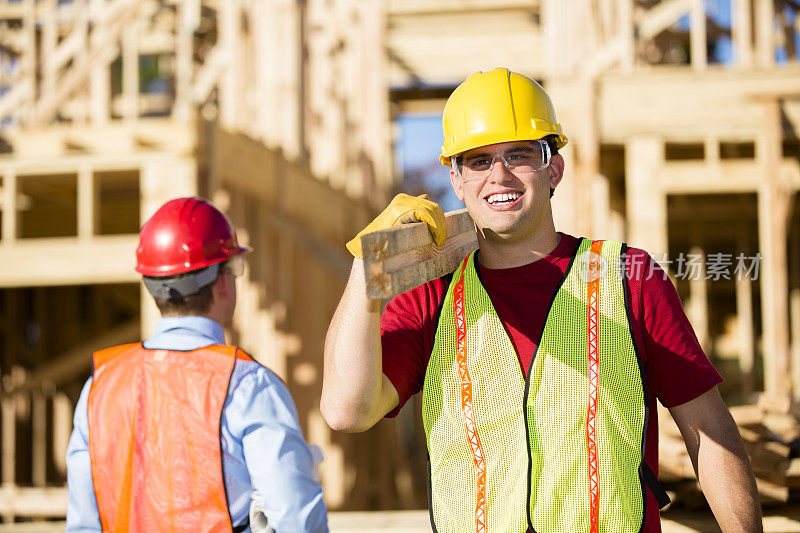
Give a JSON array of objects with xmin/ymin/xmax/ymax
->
[{"xmin": 658, "ymin": 400, "xmax": 800, "ymax": 506}]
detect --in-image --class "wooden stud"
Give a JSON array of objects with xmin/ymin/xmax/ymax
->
[
  {"xmin": 1, "ymin": 397, "xmax": 15, "ymax": 488},
  {"xmin": 690, "ymin": 0, "xmax": 708, "ymax": 71},
  {"xmin": 575, "ymin": 78, "xmax": 600, "ymax": 237},
  {"xmin": 41, "ymin": 0, "xmax": 58, "ymax": 107},
  {"xmin": 733, "ymin": 0, "xmax": 754, "ymax": 67},
  {"xmin": 31, "ymin": 393, "xmax": 46, "ymax": 487},
  {"xmin": 619, "ymin": 0, "xmax": 635, "ymax": 71},
  {"xmin": 625, "ymin": 136, "xmax": 668, "ymax": 255},
  {"xmin": 217, "ymin": 0, "xmax": 241, "ymax": 129},
  {"xmin": 757, "ymin": 97, "xmax": 791, "ymax": 406},
  {"xmin": 755, "ymin": 0, "xmax": 775, "ymax": 68},
  {"xmin": 51, "ymin": 392, "xmax": 71, "ymax": 477},
  {"xmin": 173, "ymin": 0, "xmax": 193, "ymax": 122},
  {"xmin": 687, "ymin": 244, "xmax": 711, "ymax": 354},
  {"xmin": 77, "ymin": 165, "xmax": 95, "ymax": 240},
  {"xmin": 790, "ymin": 205, "xmax": 800, "ymax": 402},
  {"xmin": 2, "ymin": 169, "xmax": 16, "ymax": 246},
  {"xmin": 121, "ymin": 18, "xmax": 139, "ymax": 122},
  {"xmin": 89, "ymin": 1, "xmax": 110, "ymax": 125},
  {"xmin": 737, "ymin": 235, "xmax": 756, "ymax": 400}
]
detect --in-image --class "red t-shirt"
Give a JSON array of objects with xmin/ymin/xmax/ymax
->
[{"xmin": 380, "ymin": 233, "xmax": 722, "ymax": 532}]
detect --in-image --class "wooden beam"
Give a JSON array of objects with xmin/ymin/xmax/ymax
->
[
  {"xmin": 0, "ymin": 487, "xmax": 67, "ymax": 516},
  {"xmin": 121, "ymin": 17, "xmax": 139, "ymax": 121},
  {"xmin": 791, "ymin": 208, "xmax": 800, "ymax": 402},
  {"xmin": 758, "ymin": 98, "xmax": 791, "ymax": 406},
  {"xmin": 388, "ymin": 0, "xmax": 541, "ymax": 16},
  {"xmin": 77, "ymin": 165, "xmax": 95, "ymax": 240},
  {"xmin": 52, "ymin": 392, "xmax": 71, "ymax": 477},
  {"xmin": 690, "ymin": 0, "xmax": 708, "ymax": 71},
  {"xmin": 737, "ymin": 235, "xmax": 756, "ymax": 400},
  {"xmin": 625, "ymin": 136, "xmax": 668, "ymax": 254},
  {"xmin": 1, "ymin": 398, "xmax": 15, "ymax": 488},
  {"xmin": 2, "ymin": 169, "xmax": 16, "ymax": 246},
  {"xmin": 33, "ymin": 0, "xmax": 144, "ymax": 126},
  {"xmin": 361, "ymin": 209, "xmax": 477, "ymax": 299},
  {"xmin": 733, "ymin": 0, "xmax": 754, "ymax": 67},
  {"xmin": 217, "ymin": 0, "xmax": 242, "ymax": 129},
  {"xmin": 638, "ymin": 0, "xmax": 692, "ymax": 41},
  {"xmin": 0, "ymin": 235, "xmax": 139, "ymax": 288},
  {"xmin": 687, "ymin": 244, "xmax": 710, "ymax": 353},
  {"xmin": 619, "ymin": 0, "xmax": 635, "ymax": 71},
  {"xmin": 755, "ymin": 0, "xmax": 775, "ymax": 67},
  {"xmin": 173, "ymin": 0, "xmax": 193, "ymax": 122},
  {"xmin": 31, "ymin": 394, "xmax": 47, "ymax": 487}
]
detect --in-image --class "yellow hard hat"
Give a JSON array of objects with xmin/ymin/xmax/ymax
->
[{"xmin": 440, "ymin": 68, "xmax": 568, "ymax": 166}]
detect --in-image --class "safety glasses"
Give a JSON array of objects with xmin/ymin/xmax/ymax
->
[
  {"xmin": 224, "ymin": 255, "xmax": 245, "ymax": 278},
  {"xmin": 453, "ymin": 140, "xmax": 551, "ymax": 182}
]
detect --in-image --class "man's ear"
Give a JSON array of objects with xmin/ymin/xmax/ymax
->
[
  {"xmin": 212, "ymin": 271, "xmax": 230, "ymax": 301},
  {"xmin": 548, "ymin": 154, "xmax": 565, "ymax": 191},
  {"xmin": 450, "ymin": 167, "xmax": 464, "ymax": 201}
]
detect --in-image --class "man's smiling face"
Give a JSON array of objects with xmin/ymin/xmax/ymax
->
[{"xmin": 450, "ymin": 140, "xmax": 563, "ymax": 244}]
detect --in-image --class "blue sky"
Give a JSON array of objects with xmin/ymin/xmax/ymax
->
[{"xmin": 395, "ymin": 113, "xmax": 464, "ymax": 211}]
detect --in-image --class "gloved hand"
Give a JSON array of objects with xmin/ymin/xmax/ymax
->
[{"xmin": 346, "ymin": 193, "xmax": 447, "ymax": 258}]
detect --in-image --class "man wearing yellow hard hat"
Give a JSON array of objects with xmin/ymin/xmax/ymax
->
[{"xmin": 321, "ymin": 68, "xmax": 761, "ymax": 532}]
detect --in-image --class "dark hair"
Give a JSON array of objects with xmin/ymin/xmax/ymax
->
[
  {"xmin": 153, "ymin": 282, "xmax": 215, "ymax": 316},
  {"xmin": 544, "ymin": 134, "xmax": 560, "ymax": 157},
  {"xmin": 543, "ymin": 135, "xmax": 560, "ymax": 198}
]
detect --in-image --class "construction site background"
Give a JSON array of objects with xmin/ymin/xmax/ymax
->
[{"xmin": 0, "ymin": 0, "xmax": 799, "ymax": 529}]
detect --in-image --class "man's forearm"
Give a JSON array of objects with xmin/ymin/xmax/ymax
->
[
  {"xmin": 671, "ymin": 388, "xmax": 763, "ymax": 532},
  {"xmin": 321, "ymin": 259, "xmax": 397, "ymax": 432},
  {"xmin": 695, "ymin": 420, "xmax": 763, "ymax": 532}
]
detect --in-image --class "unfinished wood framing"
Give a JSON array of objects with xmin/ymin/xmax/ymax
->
[
  {"xmin": 0, "ymin": 0, "xmax": 798, "ymax": 520},
  {"xmin": 737, "ymin": 235, "xmax": 756, "ymax": 399},
  {"xmin": 758, "ymin": 98, "xmax": 792, "ymax": 406}
]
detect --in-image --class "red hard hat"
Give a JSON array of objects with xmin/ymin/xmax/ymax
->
[{"xmin": 135, "ymin": 197, "xmax": 250, "ymax": 277}]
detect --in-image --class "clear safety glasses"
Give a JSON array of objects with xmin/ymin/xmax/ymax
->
[
  {"xmin": 223, "ymin": 255, "xmax": 245, "ymax": 278},
  {"xmin": 453, "ymin": 139, "xmax": 551, "ymax": 182}
]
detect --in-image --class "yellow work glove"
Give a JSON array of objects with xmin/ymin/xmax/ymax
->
[{"xmin": 346, "ymin": 193, "xmax": 447, "ymax": 258}]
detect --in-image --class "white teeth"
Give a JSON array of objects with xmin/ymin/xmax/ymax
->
[{"xmin": 487, "ymin": 192, "xmax": 521, "ymax": 204}]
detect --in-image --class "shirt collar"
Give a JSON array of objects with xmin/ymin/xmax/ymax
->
[{"xmin": 147, "ymin": 316, "xmax": 226, "ymax": 347}]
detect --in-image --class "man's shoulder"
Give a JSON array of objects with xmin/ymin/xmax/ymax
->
[{"xmin": 230, "ymin": 353, "xmax": 289, "ymax": 391}]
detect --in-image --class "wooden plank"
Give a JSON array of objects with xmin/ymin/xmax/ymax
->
[
  {"xmin": 0, "ymin": 235, "xmax": 139, "ymax": 287},
  {"xmin": 638, "ymin": 0, "xmax": 692, "ymax": 41},
  {"xmin": 758, "ymin": 98, "xmax": 792, "ymax": 406},
  {"xmin": 0, "ymin": 486, "xmax": 67, "ymax": 516},
  {"xmin": 732, "ymin": 0, "xmax": 754, "ymax": 67},
  {"xmin": 361, "ymin": 209, "xmax": 477, "ymax": 299},
  {"xmin": 33, "ymin": 0, "xmax": 144, "ymax": 126},
  {"xmin": 689, "ymin": 0, "xmax": 707, "ymax": 71}
]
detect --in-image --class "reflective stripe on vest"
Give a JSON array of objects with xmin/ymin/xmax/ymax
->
[
  {"xmin": 424, "ymin": 239, "xmax": 648, "ymax": 533},
  {"xmin": 88, "ymin": 343, "xmax": 255, "ymax": 533}
]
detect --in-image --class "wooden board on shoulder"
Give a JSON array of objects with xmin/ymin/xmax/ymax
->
[{"xmin": 361, "ymin": 209, "xmax": 477, "ymax": 299}]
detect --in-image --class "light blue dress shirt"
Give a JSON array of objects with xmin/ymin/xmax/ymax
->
[{"xmin": 65, "ymin": 316, "xmax": 328, "ymax": 532}]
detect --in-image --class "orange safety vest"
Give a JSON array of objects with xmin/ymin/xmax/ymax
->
[{"xmin": 87, "ymin": 343, "xmax": 255, "ymax": 532}]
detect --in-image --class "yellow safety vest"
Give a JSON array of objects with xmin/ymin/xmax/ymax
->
[{"xmin": 423, "ymin": 239, "xmax": 667, "ymax": 533}]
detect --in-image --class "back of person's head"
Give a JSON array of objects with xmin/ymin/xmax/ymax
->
[{"xmin": 135, "ymin": 197, "xmax": 249, "ymax": 317}]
